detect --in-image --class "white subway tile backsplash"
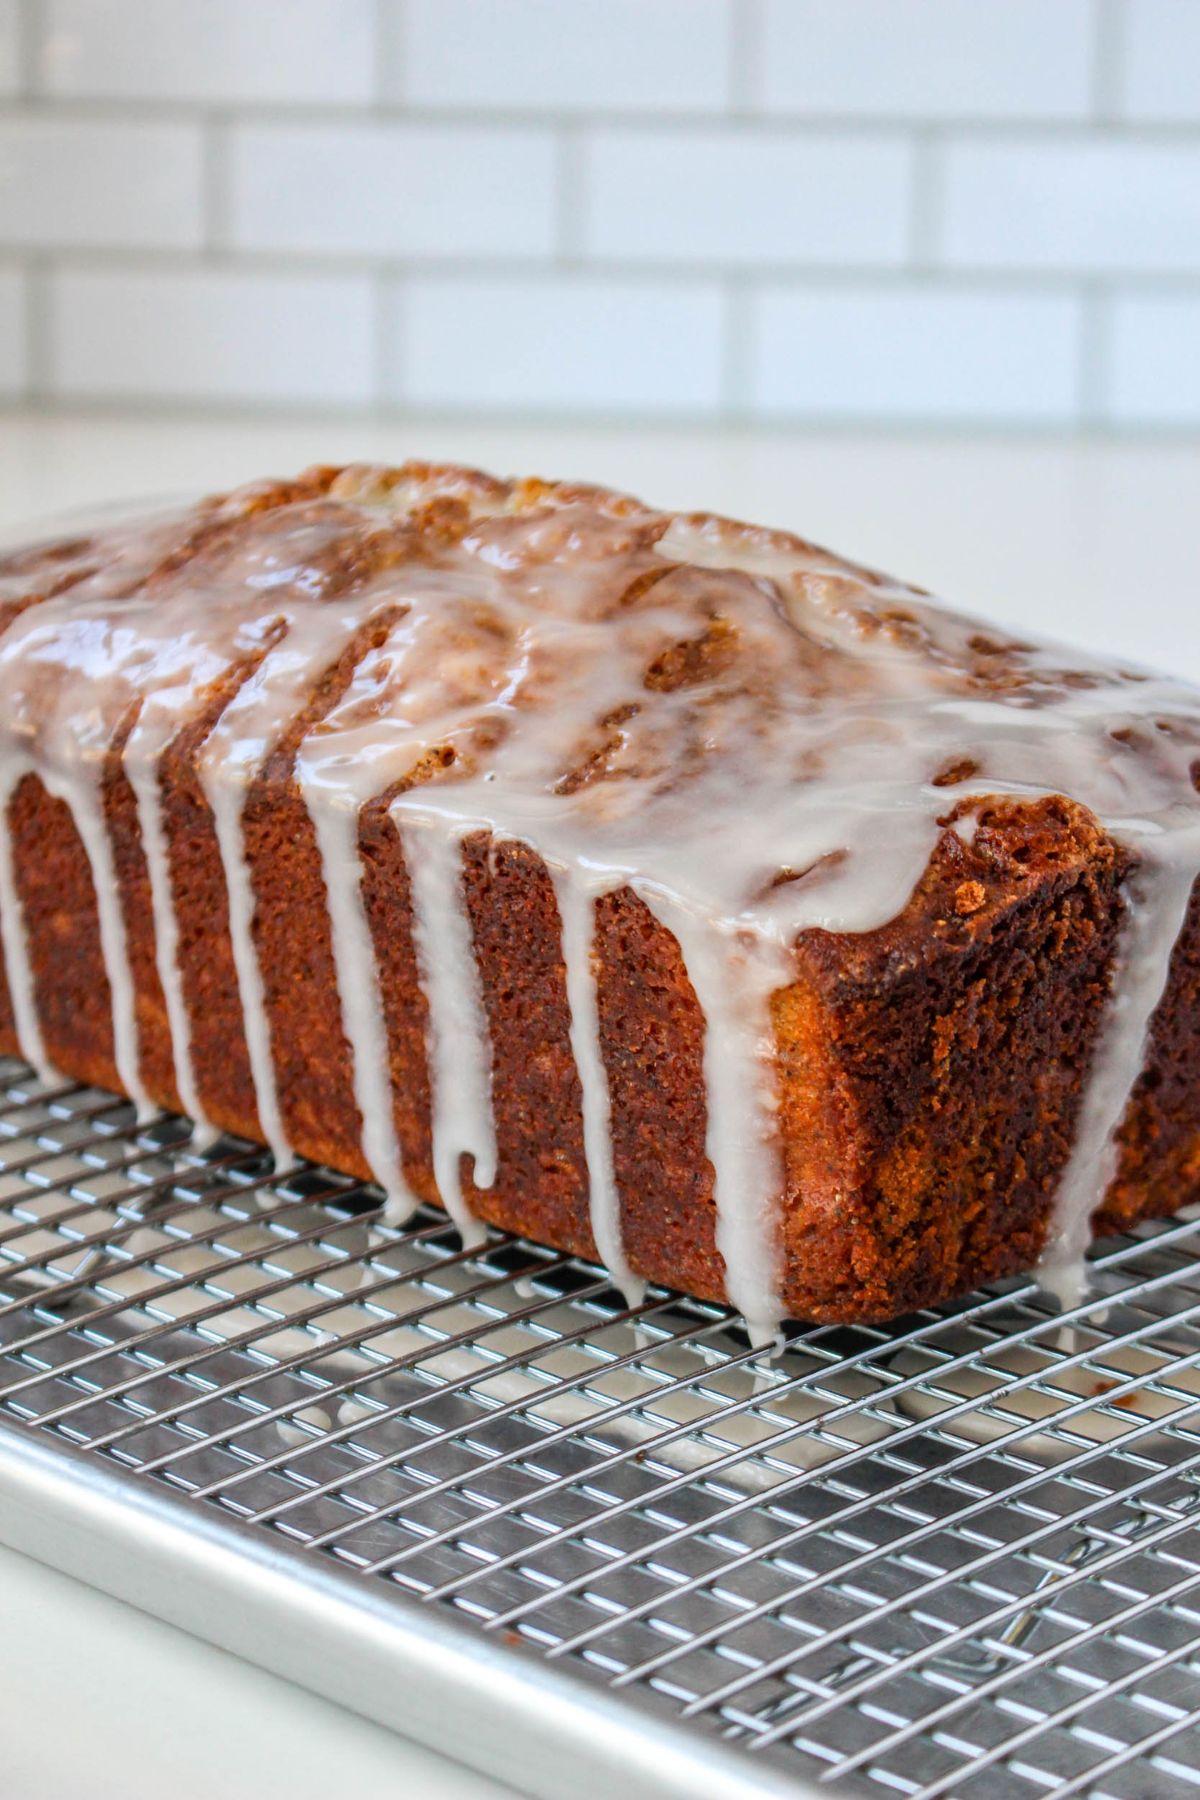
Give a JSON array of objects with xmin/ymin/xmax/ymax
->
[
  {"xmin": 230, "ymin": 123, "xmax": 556, "ymax": 259},
  {"xmin": 584, "ymin": 129, "xmax": 912, "ymax": 266},
  {"xmin": 50, "ymin": 269, "xmax": 375, "ymax": 405},
  {"xmin": 759, "ymin": 0, "xmax": 1092, "ymax": 120},
  {"xmin": 398, "ymin": 0, "xmax": 732, "ymax": 113},
  {"xmin": 395, "ymin": 274, "xmax": 724, "ymax": 414},
  {"xmin": 0, "ymin": 1, "xmax": 18, "ymax": 93},
  {"xmin": 750, "ymin": 285, "xmax": 1080, "ymax": 421},
  {"xmin": 1105, "ymin": 294, "xmax": 1200, "ymax": 422},
  {"xmin": 40, "ymin": 0, "xmax": 374, "ymax": 104},
  {"xmin": 0, "ymin": 269, "xmax": 26, "ymax": 395},
  {"xmin": 0, "ymin": 0, "xmax": 1196, "ymax": 427},
  {"xmin": 1118, "ymin": 0, "xmax": 1200, "ymax": 122},
  {"xmin": 941, "ymin": 140, "xmax": 1200, "ymax": 271},
  {"xmin": 0, "ymin": 118, "xmax": 203, "ymax": 249}
]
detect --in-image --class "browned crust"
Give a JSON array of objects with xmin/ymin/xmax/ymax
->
[
  {"xmin": 780, "ymin": 803, "xmax": 1137, "ymax": 1318},
  {"xmin": 1103, "ymin": 877, "xmax": 1200, "ymax": 1236},
  {"xmin": 4, "ymin": 762, "xmax": 1197, "ymax": 1322}
]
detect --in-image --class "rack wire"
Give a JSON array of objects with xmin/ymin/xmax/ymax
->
[{"xmin": 2, "ymin": 1056, "xmax": 1200, "ymax": 1799}]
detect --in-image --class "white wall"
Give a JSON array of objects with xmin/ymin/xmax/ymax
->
[{"xmin": 1, "ymin": 0, "xmax": 1198, "ymax": 427}]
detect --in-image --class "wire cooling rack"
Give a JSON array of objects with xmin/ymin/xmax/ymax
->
[{"xmin": 2, "ymin": 1061, "xmax": 1200, "ymax": 1798}]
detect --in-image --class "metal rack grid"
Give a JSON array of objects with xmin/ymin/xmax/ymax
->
[{"xmin": 3, "ymin": 1057, "xmax": 1200, "ymax": 1799}]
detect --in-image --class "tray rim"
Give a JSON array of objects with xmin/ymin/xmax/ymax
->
[{"xmin": 0, "ymin": 1417, "xmax": 815, "ymax": 1800}]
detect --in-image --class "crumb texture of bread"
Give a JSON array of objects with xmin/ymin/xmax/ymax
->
[{"xmin": 0, "ymin": 462, "xmax": 1196, "ymax": 1329}]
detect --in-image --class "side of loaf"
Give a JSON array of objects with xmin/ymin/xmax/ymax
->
[{"xmin": 0, "ymin": 463, "xmax": 1197, "ymax": 1330}]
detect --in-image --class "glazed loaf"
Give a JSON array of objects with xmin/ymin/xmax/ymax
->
[{"xmin": 0, "ymin": 464, "xmax": 1197, "ymax": 1333}]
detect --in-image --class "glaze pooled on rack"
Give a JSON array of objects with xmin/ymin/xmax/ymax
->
[{"xmin": 0, "ymin": 463, "xmax": 1196, "ymax": 1339}]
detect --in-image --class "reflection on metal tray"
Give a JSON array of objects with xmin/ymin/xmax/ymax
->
[{"xmin": 2, "ymin": 1056, "xmax": 1200, "ymax": 1800}]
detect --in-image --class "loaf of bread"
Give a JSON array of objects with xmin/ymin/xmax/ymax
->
[{"xmin": 0, "ymin": 463, "xmax": 1197, "ymax": 1335}]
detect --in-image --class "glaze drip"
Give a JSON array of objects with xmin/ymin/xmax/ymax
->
[
  {"xmin": 304, "ymin": 792, "xmax": 416, "ymax": 1221},
  {"xmin": 398, "ymin": 814, "xmax": 494, "ymax": 1248},
  {"xmin": 553, "ymin": 871, "xmax": 643, "ymax": 1309},
  {"xmin": 643, "ymin": 892, "xmax": 788, "ymax": 1347},
  {"xmin": 203, "ymin": 763, "xmax": 292, "ymax": 1171},
  {"xmin": 41, "ymin": 763, "xmax": 152, "ymax": 1121},
  {"xmin": 125, "ymin": 712, "xmax": 213, "ymax": 1140},
  {"xmin": 1040, "ymin": 819, "xmax": 1200, "ymax": 1306},
  {"xmin": 0, "ymin": 465, "xmax": 1196, "ymax": 1334}
]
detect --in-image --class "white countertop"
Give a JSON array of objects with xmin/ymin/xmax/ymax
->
[
  {"xmin": 0, "ymin": 1540, "xmax": 511, "ymax": 1800},
  {"xmin": 1, "ymin": 412, "xmax": 1197, "ymax": 674},
  {"xmin": 0, "ymin": 410, "xmax": 1196, "ymax": 1800}
]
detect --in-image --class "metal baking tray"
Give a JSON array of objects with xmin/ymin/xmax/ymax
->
[{"xmin": 2, "ymin": 1056, "xmax": 1200, "ymax": 1799}]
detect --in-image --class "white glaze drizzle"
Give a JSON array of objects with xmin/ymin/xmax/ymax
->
[
  {"xmin": 124, "ymin": 716, "xmax": 213, "ymax": 1141},
  {"xmin": 1041, "ymin": 821, "xmax": 1200, "ymax": 1306},
  {"xmin": 643, "ymin": 892, "xmax": 788, "ymax": 1346},
  {"xmin": 0, "ymin": 470, "xmax": 1195, "ymax": 1334},
  {"xmin": 304, "ymin": 790, "xmax": 416, "ymax": 1221},
  {"xmin": 196, "ymin": 581, "xmax": 401, "ymax": 1174},
  {"xmin": 203, "ymin": 770, "xmax": 292, "ymax": 1171},
  {"xmin": 398, "ymin": 813, "xmax": 495, "ymax": 1246},
  {"xmin": 40, "ymin": 763, "xmax": 151, "ymax": 1120},
  {"xmin": 553, "ymin": 870, "xmax": 643, "ymax": 1308}
]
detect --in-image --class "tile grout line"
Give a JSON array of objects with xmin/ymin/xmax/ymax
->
[
  {"xmin": 1078, "ymin": 280, "xmax": 1111, "ymax": 429},
  {"xmin": 5, "ymin": 93, "xmax": 1200, "ymax": 137},
  {"xmin": 728, "ymin": 0, "xmax": 760, "ymax": 118},
  {"xmin": 720, "ymin": 276, "xmax": 753, "ymax": 423},
  {"xmin": 1091, "ymin": 0, "xmax": 1124, "ymax": 124},
  {"xmin": 22, "ymin": 244, "xmax": 1200, "ymax": 292},
  {"xmin": 555, "ymin": 124, "xmax": 586, "ymax": 266},
  {"xmin": 15, "ymin": 0, "xmax": 36, "ymax": 98},
  {"xmin": 908, "ymin": 128, "xmax": 943, "ymax": 273},
  {"xmin": 373, "ymin": 0, "xmax": 401, "ymax": 111},
  {"xmin": 23, "ymin": 253, "xmax": 50, "ymax": 403},
  {"xmin": 201, "ymin": 111, "xmax": 232, "ymax": 258},
  {"xmin": 374, "ymin": 269, "xmax": 399, "ymax": 411}
]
